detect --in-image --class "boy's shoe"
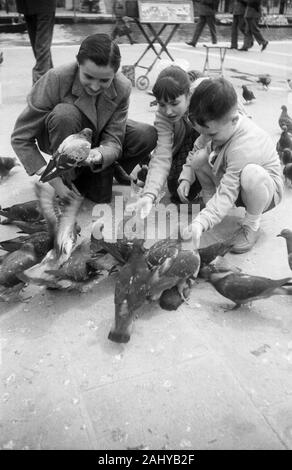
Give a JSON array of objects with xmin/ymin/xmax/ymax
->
[{"xmin": 230, "ymin": 225, "xmax": 261, "ymax": 254}]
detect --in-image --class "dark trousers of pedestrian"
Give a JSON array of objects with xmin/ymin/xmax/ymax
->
[
  {"xmin": 243, "ymin": 17, "xmax": 266, "ymax": 48},
  {"xmin": 24, "ymin": 12, "xmax": 55, "ymax": 84},
  {"xmin": 191, "ymin": 15, "xmax": 217, "ymax": 45},
  {"xmin": 231, "ymin": 14, "xmax": 246, "ymax": 48},
  {"xmin": 37, "ymin": 103, "xmax": 157, "ymax": 203},
  {"xmin": 167, "ymin": 121, "xmax": 201, "ymax": 202}
]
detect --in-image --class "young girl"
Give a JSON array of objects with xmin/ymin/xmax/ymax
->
[{"xmin": 130, "ymin": 65, "xmax": 202, "ymax": 218}]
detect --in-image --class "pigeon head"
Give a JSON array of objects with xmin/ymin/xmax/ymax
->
[
  {"xmin": 281, "ymin": 105, "xmax": 288, "ymax": 112},
  {"xmin": 277, "ymin": 229, "xmax": 292, "ymax": 240},
  {"xmin": 79, "ymin": 128, "xmax": 93, "ymax": 142}
]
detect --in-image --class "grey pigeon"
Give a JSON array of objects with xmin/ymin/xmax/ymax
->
[
  {"xmin": 0, "ymin": 156, "xmax": 20, "ymax": 179},
  {"xmin": 40, "ymin": 128, "xmax": 93, "ymax": 182},
  {"xmin": 278, "ymin": 105, "xmax": 292, "ymax": 133},
  {"xmin": 242, "ymin": 85, "xmax": 256, "ymax": 103},
  {"xmin": 204, "ymin": 265, "xmax": 292, "ymax": 308},
  {"xmin": 257, "ymin": 74, "xmax": 271, "ymax": 90}
]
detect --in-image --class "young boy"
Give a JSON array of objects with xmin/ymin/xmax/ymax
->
[{"xmin": 177, "ymin": 77, "xmax": 283, "ymax": 254}]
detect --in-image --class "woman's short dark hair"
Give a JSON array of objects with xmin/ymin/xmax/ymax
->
[
  {"xmin": 76, "ymin": 33, "xmax": 121, "ymax": 72},
  {"xmin": 152, "ymin": 65, "xmax": 190, "ymax": 102},
  {"xmin": 188, "ymin": 77, "xmax": 238, "ymax": 126}
]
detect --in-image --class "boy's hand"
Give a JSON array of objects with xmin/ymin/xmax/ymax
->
[
  {"xmin": 48, "ymin": 176, "xmax": 81, "ymax": 199},
  {"xmin": 125, "ymin": 194, "xmax": 154, "ymax": 219},
  {"xmin": 181, "ymin": 220, "xmax": 203, "ymax": 250},
  {"xmin": 177, "ymin": 180, "xmax": 190, "ymax": 202}
]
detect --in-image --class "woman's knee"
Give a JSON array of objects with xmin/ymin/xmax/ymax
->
[
  {"xmin": 125, "ymin": 119, "xmax": 157, "ymax": 153},
  {"xmin": 46, "ymin": 103, "xmax": 84, "ymax": 133}
]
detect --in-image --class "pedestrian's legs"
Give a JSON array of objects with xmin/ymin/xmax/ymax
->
[
  {"xmin": 191, "ymin": 16, "xmax": 207, "ymax": 45},
  {"xmin": 24, "ymin": 14, "xmax": 37, "ymax": 57},
  {"xmin": 249, "ymin": 17, "xmax": 267, "ymax": 46},
  {"xmin": 206, "ymin": 15, "xmax": 217, "ymax": 44},
  {"xmin": 119, "ymin": 119, "xmax": 157, "ymax": 174},
  {"xmin": 231, "ymin": 15, "xmax": 239, "ymax": 48},
  {"xmin": 32, "ymin": 12, "xmax": 55, "ymax": 83},
  {"xmin": 242, "ymin": 18, "xmax": 254, "ymax": 48}
]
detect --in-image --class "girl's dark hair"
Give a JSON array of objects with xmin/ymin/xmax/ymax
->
[
  {"xmin": 76, "ymin": 33, "xmax": 121, "ymax": 72},
  {"xmin": 188, "ymin": 77, "xmax": 238, "ymax": 126},
  {"xmin": 152, "ymin": 65, "xmax": 190, "ymax": 102}
]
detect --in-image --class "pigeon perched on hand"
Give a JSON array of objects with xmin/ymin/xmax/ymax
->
[
  {"xmin": 257, "ymin": 74, "xmax": 271, "ymax": 90},
  {"xmin": 204, "ymin": 265, "xmax": 292, "ymax": 308},
  {"xmin": 242, "ymin": 85, "xmax": 256, "ymax": 104},
  {"xmin": 278, "ymin": 105, "xmax": 292, "ymax": 133},
  {"xmin": 0, "ymin": 156, "xmax": 20, "ymax": 179},
  {"xmin": 277, "ymin": 229, "xmax": 292, "ymax": 270},
  {"xmin": 40, "ymin": 128, "xmax": 93, "ymax": 183},
  {"xmin": 0, "ymin": 200, "xmax": 43, "ymax": 224}
]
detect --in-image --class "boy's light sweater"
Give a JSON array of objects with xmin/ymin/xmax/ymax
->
[{"xmin": 179, "ymin": 115, "xmax": 284, "ymax": 232}]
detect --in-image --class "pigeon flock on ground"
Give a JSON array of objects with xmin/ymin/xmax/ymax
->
[{"xmin": 0, "ymin": 85, "xmax": 292, "ymax": 342}]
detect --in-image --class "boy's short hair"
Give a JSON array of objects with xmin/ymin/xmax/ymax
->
[
  {"xmin": 152, "ymin": 65, "xmax": 190, "ymax": 102},
  {"xmin": 76, "ymin": 33, "xmax": 121, "ymax": 72},
  {"xmin": 188, "ymin": 77, "xmax": 238, "ymax": 126}
]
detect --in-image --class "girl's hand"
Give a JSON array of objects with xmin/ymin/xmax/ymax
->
[
  {"xmin": 177, "ymin": 180, "xmax": 190, "ymax": 202},
  {"xmin": 125, "ymin": 195, "xmax": 154, "ymax": 219},
  {"xmin": 181, "ymin": 220, "xmax": 203, "ymax": 250}
]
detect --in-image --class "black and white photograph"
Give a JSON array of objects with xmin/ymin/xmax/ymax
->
[{"xmin": 0, "ymin": 0, "xmax": 292, "ymax": 455}]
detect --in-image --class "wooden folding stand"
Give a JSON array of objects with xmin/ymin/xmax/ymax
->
[{"xmin": 202, "ymin": 43, "xmax": 229, "ymax": 76}]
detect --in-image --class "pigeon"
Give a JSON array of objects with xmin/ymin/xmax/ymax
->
[
  {"xmin": 91, "ymin": 220, "xmax": 137, "ymax": 265},
  {"xmin": 283, "ymin": 162, "xmax": 292, "ymax": 186},
  {"xmin": 21, "ymin": 183, "xmax": 83, "ymax": 284},
  {"xmin": 0, "ymin": 236, "xmax": 53, "ymax": 289},
  {"xmin": 0, "ymin": 231, "xmax": 51, "ymax": 253},
  {"xmin": 147, "ymin": 242, "xmax": 201, "ymax": 302},
  {"xmin": 276, "ymin": 128, "xmax": 292, "ymax": 161},
  {"xmin": 26, "ymin": 239, "xmax": 107, "ymax": 291},
  {"xmin": 159, "ymin": 280, "xmax": 191, "ymax": 311},
  {"xmin": 108, "ymin": 239, "xmax": 153, "ymax": 343},
  {"xmin": 0, "ymin": 156, "xmax": 20, "ymax": 179},
  {"xmin": 0, "ymin": 200, "xmax": 43, "ymax": 225},
  {"xmin": 282, "ymin": 148, "xmax": 292, "ymax": 166},
  {"xmin": 257, "ymin": 74, "xmax": 271, "ymax": 90},
  {"xmin": 204, "ymin": 266, "xmax": 292, "ymax": 308},
  {"xmin": 198, "ymin": 229, "xmax": 241, "ymax": 269},
  {"xmin": 242, "ymin": 85, "xmax": 256, "ymax": 104},
  {"xmin": 277, "ymin": 229, "xmax": 292, "ymax": 270},
  {"xmin": 278, "ymin": 105, "xmax": 292, "ymax": 133},
  {"xmin": 40, "ymin": 128, "xmax": 93, "ymax": 183},
  {"xmin": 13, "ymin": 219, "xmax": 49, "ymax": 234}
]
